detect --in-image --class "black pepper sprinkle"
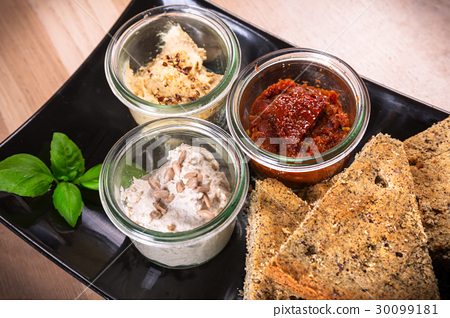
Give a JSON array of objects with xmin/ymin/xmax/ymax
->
[
  {"xmin": 332, "ymin": 288, "xmax": 339, "ymax": 297},
  {"xmin": 337, "ymin": 262, "xmax": 344, "ymax": 273}
]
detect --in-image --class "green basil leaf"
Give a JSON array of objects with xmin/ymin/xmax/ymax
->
[
  {"xmin": 75, "ymin": 164, "xmax": 102, "ymax": 190},
  {"xmin": 52, "ymin": 182, "xmax": 83, "ymax": 227},
  {"xmin": 50, "ymin": 132, "xmax": 85, "ymax": 181},
  {"xmin": 121, "ymin": 164, "xmax": 147, "ymax": 188},
  {"xmin": 0, "ymin": 154, "xmax": 54, "ymax": 197}
]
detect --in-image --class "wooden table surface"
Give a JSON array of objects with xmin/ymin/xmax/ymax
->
[{"xmin": 0, "ymin": 0, "xmax": 449, "ymax": 300}]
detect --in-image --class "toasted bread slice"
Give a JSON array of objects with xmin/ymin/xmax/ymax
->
[
  {"xmin": 264, "ymin": 134, "xmax": 440, "ymax": 300},
  {"xmin": 404, "ymin": 117, "xmax": 450, "ymax": 297},
  {"xmin": 404, "ymin": 116, "xmax": 450, "ymax": 164},
  {"xmin": 297, "ymin": 174, "xmax": 339, "ymax": 204},
  {"xmin": 404, "ymin": 117, "xmax": 450, "ymax": 257},
  {"xmin": 244, "ymin": 178, "xmax": 310, "ymax": 299}
]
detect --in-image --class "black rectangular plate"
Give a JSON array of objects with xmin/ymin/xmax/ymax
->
[{"xmin": 0, "ymin": 0, "xmax": 448, "ymax": 300}]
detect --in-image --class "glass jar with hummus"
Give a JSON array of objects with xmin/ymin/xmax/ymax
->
[
  {"xmin": 99, "ymin": 117, "xmax": 249, "ymax": 268},
  {"xmin": 105, "ymin": 5, "xmax": 241, "ymax": 128}
]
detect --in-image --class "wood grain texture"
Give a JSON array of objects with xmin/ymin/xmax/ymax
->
[
  {"xmin": 0, "ymin": 0, "xmax": 130, "ymax": 300},
  {"xmin": 0, "ymin": 0, "xmax": 448, "ymax": 300},
  {"xmin": 212, "ymin": 0, "xmax": 450, "ymax": 113}
]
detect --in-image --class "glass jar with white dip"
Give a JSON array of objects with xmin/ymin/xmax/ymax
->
[
  {"xmin": 99, "ymin": 117, "xmax": 249, "ymax": 268},
  {"xmin": 104, "ymin": 5, "xmax": 241, "ymax": 128}
]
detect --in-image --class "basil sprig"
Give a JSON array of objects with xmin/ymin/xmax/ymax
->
[{"xmin": 0, "ymin": 132, "xmax": 102, "ymax": 227}]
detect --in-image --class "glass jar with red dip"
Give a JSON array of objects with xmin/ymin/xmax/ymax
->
[{"xmin": 226, "ymin": 48, "xmax": 370, "ymax": 188}]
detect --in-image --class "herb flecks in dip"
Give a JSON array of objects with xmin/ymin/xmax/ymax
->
[
  {"xmin": 125, "ymin": 24, "xmax": 223, "ymax": 105},
  {"xmin": 121, "ymin": 144, "xmax": 231, "ymax": 233},
  {"xmin": 248, "ymin": 79, "xmax": 350, "ymax": 157}
]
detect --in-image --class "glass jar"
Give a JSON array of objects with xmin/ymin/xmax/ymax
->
[
  {"xmin": 226, "ymin": 48, "xmax": 371, "ymax": 188},
  {"xmin": 105, "ymin": 5, "xmax": 241, "ymax": 128},
  {"xmin": 99, "ymin": 117, "xmax": 249, "ymax": 268}
]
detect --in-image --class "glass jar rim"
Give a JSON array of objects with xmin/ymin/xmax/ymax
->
[
  {"xmin": 104, "ymin": 5, "xmax": 241, "ymax": 118},
  {"xmin": 99, "ymin": 117, "xmax": 249, "ymax": 244},
  {"xmin": 226, "ymin": 47, "xmax": 370, "ymax": 172}
]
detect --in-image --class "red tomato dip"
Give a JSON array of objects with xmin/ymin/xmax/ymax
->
[{"xmin": 248, "ymin": 79, "xmax": 350, "ymax": 157}]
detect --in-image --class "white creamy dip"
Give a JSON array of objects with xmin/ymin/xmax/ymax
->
[{"xmin": 121, "ymin": 144, "xmax": 231, "ymax": 233}]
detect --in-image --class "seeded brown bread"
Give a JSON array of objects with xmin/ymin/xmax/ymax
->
[
  {"xmin": 403, "ymin": 116, "xmax": 450, "ymax": 164},
  {"xmin": 404, "ymin": 117, "xmax": 450, "ymax": 259},
  {"xmin": 244, "ymin": 178, "xmax": 310, "ymax": 300},
  {"xmin": 403, "ymin": 117, "xmax": 450, "ymax": 297},
  {"xmin": 264, "ymin": 134, "xmax": 440, "ymax": 300},
  {"xmin": 297, "ymin": 174, "xmax": 340, "ymax": 204}
]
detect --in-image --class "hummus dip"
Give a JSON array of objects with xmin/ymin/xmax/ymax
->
[
  {"xmin": 121, "ymin": 144, "xmax": 231, "ymax": 233},
  {"xmin": 125, "ymin": 24, "xmax": 223, "ymax": 105}
]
